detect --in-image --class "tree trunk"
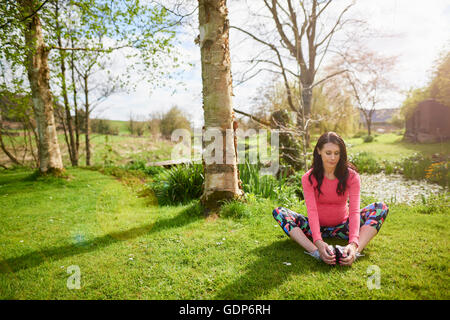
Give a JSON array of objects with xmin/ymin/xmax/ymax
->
[
  {"xmin": 301, "ymin": 85, "xmax": 313, "ymax": 148},
  {"xmin": 22, "ymin": 1, "xmax": 64, "ymax": 174},
  {"xmin": 56, "ymin": 2, "xmax": 78, "ymax": 166},
  {"xmin": 198, "ymin": 0, "xmax": 243, "ymax": 212},
  {"xmin": 84, "ymin": 75, "xmax": 91, "ymax": 166},
  {"xmin": 70, "ymin": 41, "xmax": 80, "ymax": 157}
]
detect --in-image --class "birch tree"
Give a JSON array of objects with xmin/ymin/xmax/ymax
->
[
  {"xmin": 10, "ymin": 0, "xmax": 65, "ymax": 174},
  {"xmin": 198, "ymin": 0, "xmax": 243, "ymax": 212}
]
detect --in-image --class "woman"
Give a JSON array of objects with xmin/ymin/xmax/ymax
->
[{"xmin": 273, "ymin": 132, "xmax": 389, "ymax": 266}]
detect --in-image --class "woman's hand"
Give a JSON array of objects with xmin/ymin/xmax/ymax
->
[
  {"xmin": 339, "ymin": 242, "xmax": 357, "ymax": 266},
  {"xmin": 315, "ymin": 240, "xmax": 336, "ymax": 265}
]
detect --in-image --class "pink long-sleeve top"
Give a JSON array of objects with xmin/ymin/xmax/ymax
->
[{"xmin": 301, "ymin": 168, "xmax": 361, "ymax": 247}]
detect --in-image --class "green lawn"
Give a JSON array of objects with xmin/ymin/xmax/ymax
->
[
  {"xmin": 0, "ymin": 167, "xmax": 448, "ymax": 299},
  {"xmin": 345, "ymin": 133, "xmax": 450, "ymax": 161}
]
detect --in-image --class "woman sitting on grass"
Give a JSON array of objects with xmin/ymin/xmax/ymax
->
[{"xmin": 273, "ymin": 132, "xmax": 389, "ymax": 266}]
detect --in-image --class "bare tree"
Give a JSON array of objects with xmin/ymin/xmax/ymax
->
[
  {"xmin": 231, "ymin": 0, "xmax": 357, "ymax": 148},
  {"xmin": 74, "ymin": 52, "xmax": 120, "ymax": 166},
  {"xmin": 336, "ymin": 47, "xmax": 397, "ymax": 136}
]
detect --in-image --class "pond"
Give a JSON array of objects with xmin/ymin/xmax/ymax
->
[{"xmin": 360, "ymin": 173, "xmax": 446, "ymax": 204}]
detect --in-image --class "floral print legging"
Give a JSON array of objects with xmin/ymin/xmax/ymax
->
[{"xmin": 273, "ymin": 202, "xmax": 389, "ymax": 240}]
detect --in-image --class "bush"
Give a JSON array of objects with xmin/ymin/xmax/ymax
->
[
  {"xmin": 382, "ymin": 160, "xmax": 401, "ymax": 175},
  {"xmin": 149, "ymin": 163, "xmax": 204, "ymax": 205},
  {"xmin": 362, "ymin": 135, "xmax": 374, "ymax": 143},
  {"xmin": 91, "ymin": 119, "xmax": 119, "ymax": 135},
  {"xmin": 123, "ymin": 160, "xmax": 165, "ymax": 176},
  {"xmin": 348, "ymin": 152, "xmax": 382, "ymax": 174},
  {"xmin": 352, "ymin": 131, "xmax": 366, "ymax": 138},
  {"xmin": 400, "ymin": 153, "xmax": 432, "ymax": 181},
  {"xmin": 239, "ymin": 161, "xmax": 285, "ymax": 199},
  {"xmin": 425, "ymin": 161, "xmax": 449, "ymax": 187},
  {"xmin": 285, "ymin": 169, "xmax": 305, "ymax": 200}
]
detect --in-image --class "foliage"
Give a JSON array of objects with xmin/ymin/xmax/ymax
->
[
  {"xmin": 400, "ymin": 153, "xmax": 433, "ymax": 181},
  {"xmin": 429, "ymin": 51, "xmax": 450, "ymax": 107},
  {"xmin": 91, "ymin": 118, "xmax": 119, "ymax": 135},
  {"xmin": 149, "ymin": 163, "xmax": 204, "ymax": 206},
  {"xmin": 362, "ymin": 135, "xmax": 374, "ymax": 143},
  {"xmin": 348, "ymin": 152, "xmax": 382, "ymax": 174},
  {"xmin": 415, "ymin": 192, "xmax": 450, "ymax": 215},
  {"xmin": 160, "ymin": 106, "xmax": 191, "ymax": 139},
  {"xmin": 239, "ymin": 162, "xmax": 281, "ymax": 199},
  {"xmin": 98, "ymin": 135, "xmax": 120, "ymax": 167},
  {"xmin": 399, "ymin": 87, "xmax": 430, "ymax": 120},
  {"xmin": 399, "ymin": 50, "xmax": 450, "ymax": 124},
  {"xmin": 311, "ymin": 83, "xmax": 359, "ymax": 137},
  {"xmin": 424, "ymin": 161, "xmax": 449, "ymax": 187},
  {"xmin": 285, "ymin": 169, "xmax": 305, "ymax": 200},
  {"xmin": 123, "ymin": 160, "xmax": 165, "ymax": 176},
  {"xmin": 381, "ymin": 160, "xmax": 401, "ymax": 175}
]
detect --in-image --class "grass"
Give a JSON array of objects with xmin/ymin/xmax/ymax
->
[
  {"xmin": 0, "ymin": 131, "xmax": 176, "ymax": 168},
  {"xmin": 0, "ymin": 167, "xmax": 449, "ymax": 299},
  {"xmin": 346, "ymin": 133, "xmax": 450, "ymax": 161}
]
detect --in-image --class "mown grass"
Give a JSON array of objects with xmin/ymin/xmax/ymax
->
[
  {"xmin": 0, "ymin": 167, "xmax": 448, "ymax": 299},
  {"xmin": 346, "ymin": 133, "xmax": 450, "ymax": 161}
]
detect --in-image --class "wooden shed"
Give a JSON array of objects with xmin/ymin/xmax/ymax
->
[{"xmin": 404, "ymin": 99, "xmax": 450, "ymax": 143}]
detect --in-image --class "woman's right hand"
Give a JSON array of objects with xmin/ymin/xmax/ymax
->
[{"xmin": 315, "ymin": 240, "xmax": 336, "ymax": 265}]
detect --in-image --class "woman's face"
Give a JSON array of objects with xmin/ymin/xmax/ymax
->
[{"xmin": 318, "ymin": 142, "xmax": 340, "ymax": 170}]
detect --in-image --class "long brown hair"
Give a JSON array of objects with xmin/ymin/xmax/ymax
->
[{"xmin": 308, "ymin": 132, "xmax": 357, "ymax": 196}]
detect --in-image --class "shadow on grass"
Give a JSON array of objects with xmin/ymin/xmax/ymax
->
[
  {"xmin": 0, "ymin": 202, "xmax": 203, "ymax": 274},
  {"xmin": 214, "ymin": 238, "xmax": 355, "ymax": 299}
]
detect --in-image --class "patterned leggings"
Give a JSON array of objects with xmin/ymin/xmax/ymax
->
[{"xmin": 273, "ymin": 202, "xmax": 389, "ymax": 240}]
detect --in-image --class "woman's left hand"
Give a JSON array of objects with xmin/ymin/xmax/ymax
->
[{"xmin": 339, "ymin": 243, "xmax": 357, "ymax": 266}]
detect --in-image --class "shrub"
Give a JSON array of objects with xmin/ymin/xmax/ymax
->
[
  {"xmin": 425, "ymin": 161, "xmax": 449, "ymax": 187},
  {"xmin": 239, "ymin": 161, "xmax": 287, "ymax": 199},
  {"xmin": 91, "ymin": 119, "xmax": 119, "ymax": 135},
  {"xmin": 123, "ymin": 160, "xmax": 165, "ymax": 176},
  {"xmin": 149, "ymin": 163, "xmax": 204, "ymax": 205},
  {"xmin": 362, "ymin": 135, "xmax": 374, "ymax": 143},
  {"xmin": 285, "ymin": 169, "xmax": 305, "ymax": 200},
  {"xmin": 352, "ymin": 131, "xmax": 366, "ymax": 138},
  {"xmin": 348, "ymin": 152, "xmax": 382, "ymax": 174},
  {"xmin": 400, "ymin": 153, "xmax": 432, "ymax": 181},
  {"xmin": 382, "ymin": 160, "xmax": 401, "ymax": 175}
]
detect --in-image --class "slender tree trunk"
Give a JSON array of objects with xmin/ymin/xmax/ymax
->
[
  {"xmin": 301, "ymin": 85, "xmax": 313, "ymax": 148},
  {"xmin": 60, "ymin": 58, "xmax": 78, "ymax": 166},
  {"xmin": 70, "ymin": 41, "xmax": 80, "ymax": 156},
  {"xmin": 84, "ymin": 75, "xmax": 91, "ymax": 166},
  {"xmin": 56, "ymin": 2, "xmax": 78, "ymax": 166},
  {"xmin": 198, "ymin": 0, "xmax": 243, "ymax": 212},
  {"xmin": 21, "ymin": 0, "xmax": 64, "ymax": 173}
]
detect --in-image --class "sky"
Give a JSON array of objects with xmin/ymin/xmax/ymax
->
[{"xmin": 93, "ymin": 0, "xmax": 450, "ymax": 128}]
